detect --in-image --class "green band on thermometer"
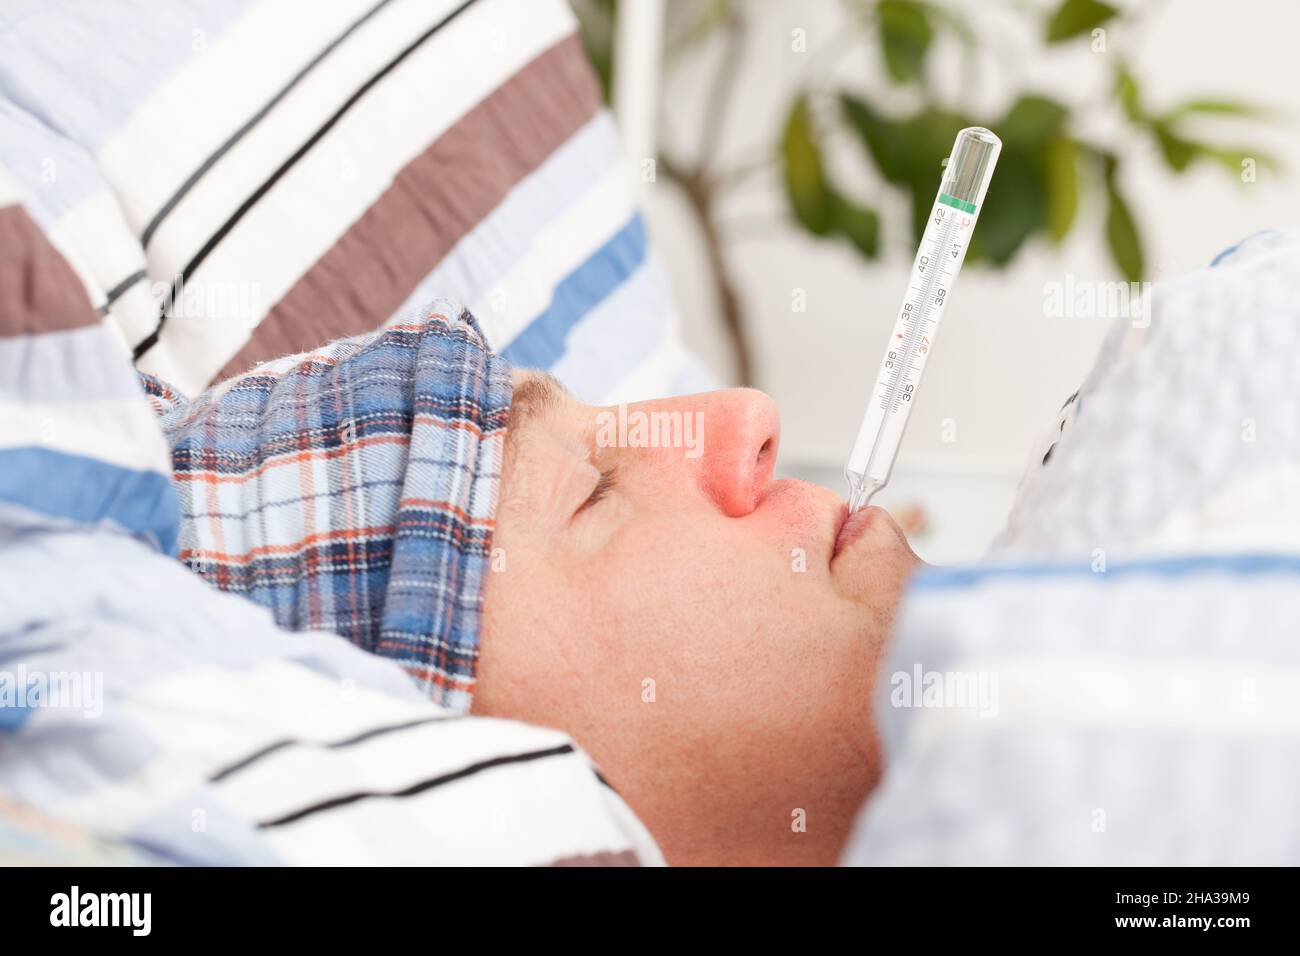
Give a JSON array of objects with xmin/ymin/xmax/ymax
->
[{"xmin": 938, "ymin": 192, "xmax": 978, "ymax": 213}]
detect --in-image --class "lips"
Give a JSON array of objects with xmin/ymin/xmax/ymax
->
[{"xmin": 833, "ymin": 505, "xmax": 880, "ymax": 558}]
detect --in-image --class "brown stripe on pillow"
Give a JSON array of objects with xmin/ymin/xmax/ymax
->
[
  {"xmin": 0, "ymin": 204, "xmax": 100, "ymax": 338},
  {"xmin": 214, "ymin": 32, "xmax": 599, "ymax": 383}
]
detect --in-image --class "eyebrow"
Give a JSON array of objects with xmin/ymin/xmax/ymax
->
[{"xmin": 504, "ymin": 370, "xmax": 568, "ymax": 455}]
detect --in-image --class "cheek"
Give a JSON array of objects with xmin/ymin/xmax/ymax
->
[
  {"xmin": 478, "ymin": 541, "xmax": 590, "ymax": 720},
  {"xmin": 580, "ymin": 522, "xmax": 883, "ymax": 771},
  {"xmin": 562, "ymin": 524, "xmax": 736, "ymax": 719},
  {"xmin": 594, "ymin": 518, "xmax": 750, "ymax": 617},
  {"xmin": 582, "ymin": 517, "xmax": 843, "ymax": 685}
]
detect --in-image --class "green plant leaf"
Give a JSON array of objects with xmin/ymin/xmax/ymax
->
[
  {"xmin": 965, "ymin": 144, "xmax": 1045, "ymax": 266},
  {"xmin": 921, "ymin": 0, "xmax": 977, "ymax": 49},
  {"xmin": 1150, "ymin": 125, "xmax": 1279, "ymax": 177},
  {"xmin": 1046, "ymin": 0, "xmax": 1117, "ymax": 43},
  {"xmin": 571, "ymin": 0, "xmax": 618, "ymax": 103},
  {"xmin": 919, "ymin": 114, "xmax": 980, "ymax": 243},
  {"xmin": 1165, "ymin": 98, "xmax": 1261, "ymax": 121},
  {"xmin": 1199, "ymin": 145, "xmax": 1278, "ymax": 175},
  {"xmin": 1104, "ymin": 165, "xmax": 1144, "ymax": 282},
  {"xmin": 1000, "ymin": 94, "xmax": 1069, "ymax": 144},
  {"xmin": 1114, "ymin": 62, "xmax": 1144, "ymax": 123},
  {"xmin": 1149, "ymin": 122, "xmax": 1278, "ymax": 176},
  {"xmin": 878, "ymin": 0, "xmax": 934, "ymax": 84},
  {"xmin": 785, "ymin": 94, "xmax": 881, "ymax": 257},
  {"xmin": 831, "ymin": 193, "xmax": 881, "ymax": 258},
  {"xmin": 1044, "ymin": 135, "xmax": 1079, "ymax": 242},
  {"xmin": 1152, "ymin": 120, "xmax": 1199, "ymax": 172},
  {"xmin": 781, "ymin": 96, "xmax": 835, "ymax": 235},
  {"xmin": 961, "ymin": 95, "xmax": 1067, "ymax": 262},
  {"xmin": 838, "ymin": 94, "xmax": 911, "ymax": 184},
  {"xmin": 896, "ymin": 108, "xmax": 980, "ymax": 244}
]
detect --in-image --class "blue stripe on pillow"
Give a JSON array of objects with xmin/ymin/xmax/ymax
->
[
  {"xmin": 550, "ymin": 258, "xmax": 667, "ymax": 401},
  {"xmin": 0, "ymin": 700, "xmax": 32, "ymax": 733},
  {"xmin": 911, "ymin": 552, "xmax": 1300, "ymax": 591},
  {"xmin": 502, "ymin": 212, "xmax": 647, "ymax": 370},
  {"xmin": 0, "ymin": 447, "xmax": 179, "ymax": 554}
]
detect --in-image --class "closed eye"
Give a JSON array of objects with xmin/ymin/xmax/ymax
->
[{"xmin": 576, "ymin": 466, "xmax": 617, "ymax": 515}]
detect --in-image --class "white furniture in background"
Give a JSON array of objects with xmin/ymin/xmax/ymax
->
[{"xmin": 611, "ymin": 0, "xmax": 665, "ymax": 200}]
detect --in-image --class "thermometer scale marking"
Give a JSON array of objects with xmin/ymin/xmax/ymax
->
[
  {"xmin": 843, "ymin": 127, "xmax": 1000, "ymax": 514},
  {"xmin": 874, "ymin": 207, "xmax": 962, "ymax": 419},
  {"xmin": 858, "ymin": 202, "xmax": 969, "ymax": 485}
]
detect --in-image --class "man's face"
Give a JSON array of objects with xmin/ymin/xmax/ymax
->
[{"xmin": 476, "ymin": 371, "xmax": 921, "ymax": 865}]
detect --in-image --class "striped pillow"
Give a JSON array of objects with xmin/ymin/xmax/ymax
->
[
  {"xmin": 0, "ymin": 173, "xmax": 665, "ymax": 869},
  {"xmin": 0, "ymin": 0, "xmax": 709, "ymax": 400},
  {"xmin": 0, "ymin": 171, "xmax": 179, "ymax": 552}
]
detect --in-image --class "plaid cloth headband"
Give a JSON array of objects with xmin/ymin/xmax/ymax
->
[{"xmin": 141, "ymin": 300, "xmax": 512, "ymax": 713}]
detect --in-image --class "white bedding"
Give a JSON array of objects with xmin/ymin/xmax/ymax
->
[{"xmin": 843, "ymin": 230, "xmax": 1300, "ymax": 865}]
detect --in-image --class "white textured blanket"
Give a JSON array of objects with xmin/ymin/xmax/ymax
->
[{"xmin": 845, "ymin": 230, "xmax": 1300, "ymax": 865}]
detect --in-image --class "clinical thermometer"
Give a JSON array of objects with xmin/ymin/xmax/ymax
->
[{"xmin": 844, "ymin": 127, "xmax": 1001, "ymax": 512}]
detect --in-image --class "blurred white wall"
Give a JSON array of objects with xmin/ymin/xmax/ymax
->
[{"xmin": 629, "ymin": 0, "xmax": 1300, "ymax": 557}]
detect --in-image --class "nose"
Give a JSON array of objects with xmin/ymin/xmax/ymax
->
[{"xmin": 619, "ymin": 388, "xmax": 779, "ymax": 517}]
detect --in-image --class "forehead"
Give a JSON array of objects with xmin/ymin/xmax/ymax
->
[{"xmin": 505, "ymin": 370, "xmax": 570, "ymax": 452}]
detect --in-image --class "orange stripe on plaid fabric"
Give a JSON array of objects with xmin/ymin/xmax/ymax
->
[
  {"xmin": 178, "ymin": 496, "xmax": 493, "ymax": 566},
  {"xmin": 397, "ymin": 663, "xmax": 476, "ymax": 693},
  {"xmin": 171, "ymin": 414, "xmax": 498, "ymax": 484},
  {"xmin": 173, "ymin": 433, "xmax": 411, "ymax": 483},
  {"xmin": 180, "ymin": 524, "xmax": 400, "ymax": 564}
]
